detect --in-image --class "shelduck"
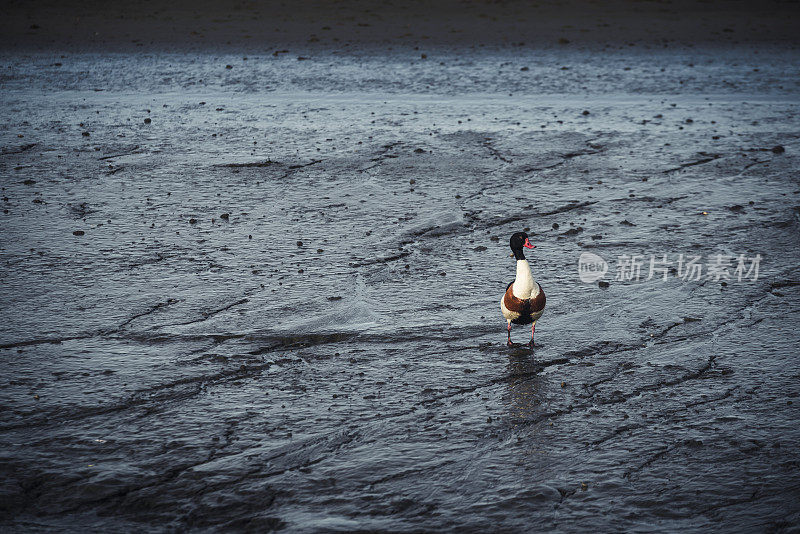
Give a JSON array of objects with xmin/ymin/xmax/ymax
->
[{"xmin": 501, "ymin": 232, "xmax": 546, "ymax": 347}]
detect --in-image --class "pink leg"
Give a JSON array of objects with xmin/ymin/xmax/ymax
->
[
  {"xmin": 528, "ymin": 322, "xmax": 536, "ymax": 347},
  {"xmin": 507, "ymin": 322, "xmax": 513, "ymax": 347}
]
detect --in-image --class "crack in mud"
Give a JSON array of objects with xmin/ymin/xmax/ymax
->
[
  {"xmin": 118, "ymin": 298, "xmax": 180, "ymax": 328},
  {"xmin": 98, "ymin": 146, "xmax": 140, "ymax": 160},
  {"xmin": 662, "ymin": 153, "xmax": 721, "ymax": 173},
  {"xmin": 1, "ymin": 143, "xmax": 37, "ymax": 155},
  {"xmin": 164, "ymin": 298, "xmax": 249, "ymax": 327},
  {"xmin": 482, "ymin": 139, "xmax": 512, "ymax": 163},
  {"xmin": 348, "ymin": 250, "xmax": 412, "ymax": 268},
  {"xmin": 590, "ymin": 387, "xmax": 738, "ymax": 446}
]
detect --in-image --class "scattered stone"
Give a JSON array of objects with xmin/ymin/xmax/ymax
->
[
  {"xmin": 772, "ymin": 145, "xmax": 785, "ymax": 154},
  {"xmin": 297, "ymin": 241, "xmax": 303, "ymax": 247},
  {"xmin": 552, "ymin": 223, "xmax": 559, "ymax": 229},
  {"xmin": 473, "ymin": 246, "xmax": 487, "ymax": 252},
  {"xmin": 520, "ymin": 66, "xmax": 529, "ymax": 71},
  {"xmin": 82, "ymin": 131, "xmax": 90, "ymax": 137},
  {"xmin": 225, "ymin": 64, "xmax": 233, "ymax": 69},
  {"xmin": 144, "ymin": 118, "xmax": 151, "ymax": 124},
  {"xmin": 189, "ymin": 218, "xmax": 197, "ymax": 224},
  {"xmin": 582, "ymin": 110, "xmax": 590, "ymax": 115},
  {"xmin": 72, "ymin": 230, "xmax": 85, "ymax": 236},
  {"xmin": 598, "ymin": 280, "xmax": 610, "ymax": 288},
  {"xmin": 414, "ymin": 148, "xmax": 425, "ymax": 153},
  {"xmin": 620, "ymin": 220, "xmax": 635, "ymax": 226},
  {"xmin": 220, "ymin": 213, "xmax": 229, "ymax": 219},
  {"xmin": 327, "ymin": 296, "xmax": 343, "ymax": 301}
]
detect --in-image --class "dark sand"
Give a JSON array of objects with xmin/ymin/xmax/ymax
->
[
  {"xmin": 2, "ymin": 1, "xmax": 800, "ymax": 531},
  {"xmin": 3, "ymin": 0, "xmax": 800, "ymax": 51}
]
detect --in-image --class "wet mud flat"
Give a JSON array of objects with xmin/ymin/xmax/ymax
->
[{"xmin": 1, "ymin": 44, "xmax": 800, "ymax": 531}]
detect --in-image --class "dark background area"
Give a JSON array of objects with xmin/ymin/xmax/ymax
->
[{"xmin": 2, "ymin": 0, "xmax": 800, "ymax": 51}]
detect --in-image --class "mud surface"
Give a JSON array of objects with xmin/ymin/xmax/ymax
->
[{"xmin": 2, "ymin": 41, "xmax": 800, "ymax": 531}]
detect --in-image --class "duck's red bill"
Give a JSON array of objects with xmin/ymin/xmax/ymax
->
[{"xmin": 523, "ymin": 238, "xmax": 535, "ymax": 249}]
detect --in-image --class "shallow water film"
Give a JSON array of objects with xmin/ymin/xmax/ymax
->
[{"xmin": 2, "ymin": 2, "xmax": 800, "ymax": 532}]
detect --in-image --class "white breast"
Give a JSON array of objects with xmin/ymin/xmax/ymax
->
[{"xmin": 512, "ymin": 259, "xmax": 539, "ymax": 300}]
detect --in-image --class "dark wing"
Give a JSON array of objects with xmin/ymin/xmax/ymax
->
[
  {"xmin": 529, "ymin": 283, "xmax": 546, "ymax": 313},
  {"xmin": 503, "ymin": 283, "xmax": 527, "ymax": 314}
]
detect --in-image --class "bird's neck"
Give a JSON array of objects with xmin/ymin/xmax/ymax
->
[
  {"xmin": 512, "ymin": 248, "xmax": 526, "ymax": 260},
  {"xmin": 516, "ymin": 259, "xmax": 533, "ymax": 281}
]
